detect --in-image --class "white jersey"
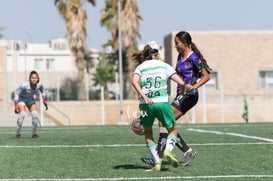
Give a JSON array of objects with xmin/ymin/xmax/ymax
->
[
  {"xmin": 14, "ymin": 80, "xmax": 46, "ymax": 101},
  {"xmin": 133, "ymin": 59, "xmax": 176, "ymax": 104}
]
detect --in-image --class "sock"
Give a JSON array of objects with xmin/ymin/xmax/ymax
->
[
  {"xmin": 16, "ymin": 111, "xmax": 26, "ymax": 135},
  {"xmin": 147, "ymin": 142, "xmax": 161, "ymax": 163},
  {"xmin": 175, "ymin": 133, "xmax": 190, "ymax": 153},
  {"xmin": 157, "ymin": 133, "xmax": 168, "ymax": 159},
  {"xmin": 165, "ymin": 134, "xmax": 177, "ymax": 152},
  {"xmin": 31, "ymin": 110, "xmax": 40, "ymax": 135}
]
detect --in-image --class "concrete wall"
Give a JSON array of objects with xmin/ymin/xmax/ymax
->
[
  {"xmin": 1, "ymin": 96, "xmax": 272, "ymax": 127},
  {"xmin": 44, "ymin": 96, "xmax": 273, "ymax": 126},
  {"xmin": 44, "ymin": 100, "xmax": 140, "ymax": 126}
]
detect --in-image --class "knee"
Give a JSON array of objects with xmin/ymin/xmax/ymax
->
[
  {"xmin": 31, "ymin": 111, "xmax": 39, "ymax": 123},
  {"xmin": 17, "ymin": 111, "xmax": 26, "ymax": 124},
  {"xmin": 167, "ymin": 126, "xmax": 177, "ymax": 135}
]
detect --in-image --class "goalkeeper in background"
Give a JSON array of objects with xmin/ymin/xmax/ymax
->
[{"xmin": 14, "ymin": 70, "xmax": 48, "ymax": 138}]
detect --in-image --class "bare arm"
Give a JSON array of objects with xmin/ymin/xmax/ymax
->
[
  {"xmin": 131, "ymin": 73, "xmax": 153, "ymax": 104},
  {"xmin": 170, "ymin": 73, "xmax": 186, "ymax": 95},
  {"xmin": 188, "ymin": 68, "xmax": 210, "ymax": 90}
]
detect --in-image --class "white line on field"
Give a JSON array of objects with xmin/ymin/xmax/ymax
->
[
  {"xmin": 188, "ymin": 128, "xmax": 273, "ymax": 142},
  {"xmin": 1, "ymin": 175, "xmax": 273, "ymax": 180},
  {"xmin": 1, "ymin": 142, "xmax": 273, "ymax": 148},
  {"xmin": 0, "ymin": 144, "xmax": 145, "ymax": 148}
]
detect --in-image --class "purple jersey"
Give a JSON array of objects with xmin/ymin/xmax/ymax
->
[{"xmin": 175, "ymin": 52, "xmax": 203, "ymax": 96}]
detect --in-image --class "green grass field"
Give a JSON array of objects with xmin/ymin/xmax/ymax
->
[{"xmin": 1, "ymin": 123, "xmax": 273, "ymax": 180}]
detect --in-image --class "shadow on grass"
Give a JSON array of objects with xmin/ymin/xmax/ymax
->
[{"xmin": 113, "ymin": 164, "xmax": 169, "ymax": 171}]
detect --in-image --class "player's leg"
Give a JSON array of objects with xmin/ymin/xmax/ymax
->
[
  {"xmin": 159, "ymin": 103, "xmax": 179, "ymax": 168},
  {"xmin": 243, "ymin": 112, "xmax": 248, "ymax": 123},
  {"xmin": 171, "ymin": 95, "xmax": 198, "ymax": 166},
  {"xmin": 140, "ymin": 104, "xmax": 161, "ymax": 171},
  {"xmin": 29, "ymin": 103, "xmax": 40, "ymax": 138},
  {"xmin": 157, "ymin": 127, "xmax": 168, "ymax": 159},
  {"xmin": 144, "ymin": 127, "xmax": 161, "ymax": 171},
  {"xmin": 173, "ymin": 106, "xmax": 191, "ymax": 152},
  {"xmin": 141, "ymin": 126, "xmax": 167, "ymax": 166},
  {"xmin": 164, "ymin": 126, "xmax": 179, "ymax": 168},
  {"xmin": 158, "ymin": 126, "xmax": 194, "ymax": 158},
  {"xmin": 16, "ymin": 104, "xmax": 27, "ymax": 138},
  {"xmin": 246, "ymin": 114, "xmax": 248, "ymax": 123},
  {"xmin": 141, "ymin": 125, "xmax": 196, "ymax": 166},
  {"xmin": 141, "ymin": 120, "xmax": 194, "ymax": 166}
]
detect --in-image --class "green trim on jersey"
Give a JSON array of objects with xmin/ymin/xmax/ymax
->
[{"xmin": 140, "ymin": 65, "xmax": 167, "ymax": 74}]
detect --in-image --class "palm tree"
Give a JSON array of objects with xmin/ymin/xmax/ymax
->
[
  {"xmin": 92, "ymin": 53, "xmax": 115, "ymax": 100},
  {"xmin": 101, "ymin": 0, "xmax": 142, "ymax": 99},
  {"xmin": 55, "ymin": 0, "xmax": 96, "ymax": 100}
]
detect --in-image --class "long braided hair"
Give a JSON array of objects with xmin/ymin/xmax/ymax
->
[{"xmin": 176, "ymin": 31, "xmax": 212, "ymax": 73}]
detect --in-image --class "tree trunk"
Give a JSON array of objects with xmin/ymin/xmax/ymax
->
[{"xmin": 76, "ymin": 50, "xmax": 85, "ymax": 100}]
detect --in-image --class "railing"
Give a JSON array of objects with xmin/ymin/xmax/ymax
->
[{"xmin": 46, "ymin": 102, "xmax": 71, "ymax": 126}]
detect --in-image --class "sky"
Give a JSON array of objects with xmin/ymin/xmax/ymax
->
[{"xmin": 1, "ymin": 0, "xmax": 273, "ymax": 50}]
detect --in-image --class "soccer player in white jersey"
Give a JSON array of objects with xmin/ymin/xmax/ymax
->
[
  {"xmin": 14, "ymin": 70, "xmax": 48, "ymax": 138},
  {"xmin": 131, "ymin": 41, "xmax": 187, "ymax": 171}
]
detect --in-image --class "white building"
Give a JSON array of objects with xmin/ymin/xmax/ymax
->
[{"xmin": 0, "ymin": 39, "xmax": 92, "ymax": 102}]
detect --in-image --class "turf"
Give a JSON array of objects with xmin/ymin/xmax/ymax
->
[{"xmin": 0, "ymin": 123, "xmax": 273, "ymax": 180}]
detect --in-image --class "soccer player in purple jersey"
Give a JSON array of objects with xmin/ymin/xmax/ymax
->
[
  {"xmin": 171, "ymin": 30, "xmax": 211, "ymax": 165},
  {"xmin": 142, "ymin": 31, "xmax": 212, "ymax": 167},
  {"xmin": 14, "ymin": 70, "xmax": 48, "ymax": 138}
]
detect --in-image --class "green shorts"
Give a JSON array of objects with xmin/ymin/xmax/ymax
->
[{"xmin": 139, "ymin": 102, "xmax": 176, "ymax": 129}]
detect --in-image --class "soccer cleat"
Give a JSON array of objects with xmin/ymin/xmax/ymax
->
[
  {"xmin": 32, "ymin": 134, "xmax": 39, "ymax": 138},
  {"xmin": 182, "ymin": 149, "xmax": 197, "ymax": 166},
  {"xmin": 141, "ymin": 157, "xmax": 155, "ymax": 166},
  {"xmin": 153, "ymin": 162, "xmax": 161, "ymax": 171},
  {"xmin": 15, "ymin": 134, "xmax": 21, "ymax": 138},
  {"xmin": 145, "ymin": 162, "xmax": 161, "ymax": 171},
  {"xmin": 163, "ymin": 150, "xmax": 179, "ymax": 168}
]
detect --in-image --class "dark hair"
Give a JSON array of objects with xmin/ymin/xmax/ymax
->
[
  {"xmin": 132, "ymin": 45, "xmax": 155, "ymax": 65},
  {"xmin": 29, "ymin": 70, "xmax": 40, "ymax": 83},
  {"xmin": 176, "ymin": 31, "xmax": 212, "ymax": 73}
]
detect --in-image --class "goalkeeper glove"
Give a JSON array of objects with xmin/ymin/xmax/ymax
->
[
  {"xmin": 43, "ymin": 97, "xmax": 48, "ymax": 110},
  {"xmin": 14, "ymin": 101, "xmax": 19, "ymax": 114}
]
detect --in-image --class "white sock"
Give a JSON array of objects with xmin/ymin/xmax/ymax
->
[{"xmin": 165, "ymin": 134, "xmax": 177, "ymax": 152}]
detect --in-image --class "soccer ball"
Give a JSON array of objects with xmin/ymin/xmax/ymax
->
[{"xmin": 131, "ymin": 118, "xmax": 144, "ymax": 135}]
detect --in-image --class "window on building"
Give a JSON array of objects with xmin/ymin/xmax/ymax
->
[
  {"xmin": 46, "ymin": 58, "xmax": 55, "ymax": 70},
  {"xmin": 259, "ymin": 71, "xmax": 273, "ymax": 89},
  {"xmin": 205, "ymin": 71, "xmax": 217, "ymax": 90},
  {"xmin": 34, "ymin": 58, "xmax": 43, "ymax": 70}
]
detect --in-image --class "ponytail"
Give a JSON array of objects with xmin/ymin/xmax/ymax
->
[
  {"xmin": 132, "ymin": 45, "xmax": 154, "ymax": 65},
  {"xmin": 191, "ymin": 42, "xmax": 212, "ymax": 73}
]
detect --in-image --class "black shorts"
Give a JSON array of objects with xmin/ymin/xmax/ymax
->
[{"xmin": 171, "ymin": 94, "xmax": 198, "ymax": 115}]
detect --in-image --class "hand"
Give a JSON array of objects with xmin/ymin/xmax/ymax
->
[
  {"xmin": 179, "ymin": 84, "xmax": 185, "ymax": 96},
  {"xmin": 143, "ymin": 96, "xmax": 153, "ymax": 105},
  {"xmin": 43, "ymin": 98, "xmax": 48, "ymax": 110},
  {"xmin": 14, "ymin": 101, "xmax": 19, "ymax": 114},
  {"xmin": 43, "ymin": 102, "xmax": 48, "ymax": 110},
  {"xmin": 185, "ymin": 84, "xmax": 193, "ymax": 90}
]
